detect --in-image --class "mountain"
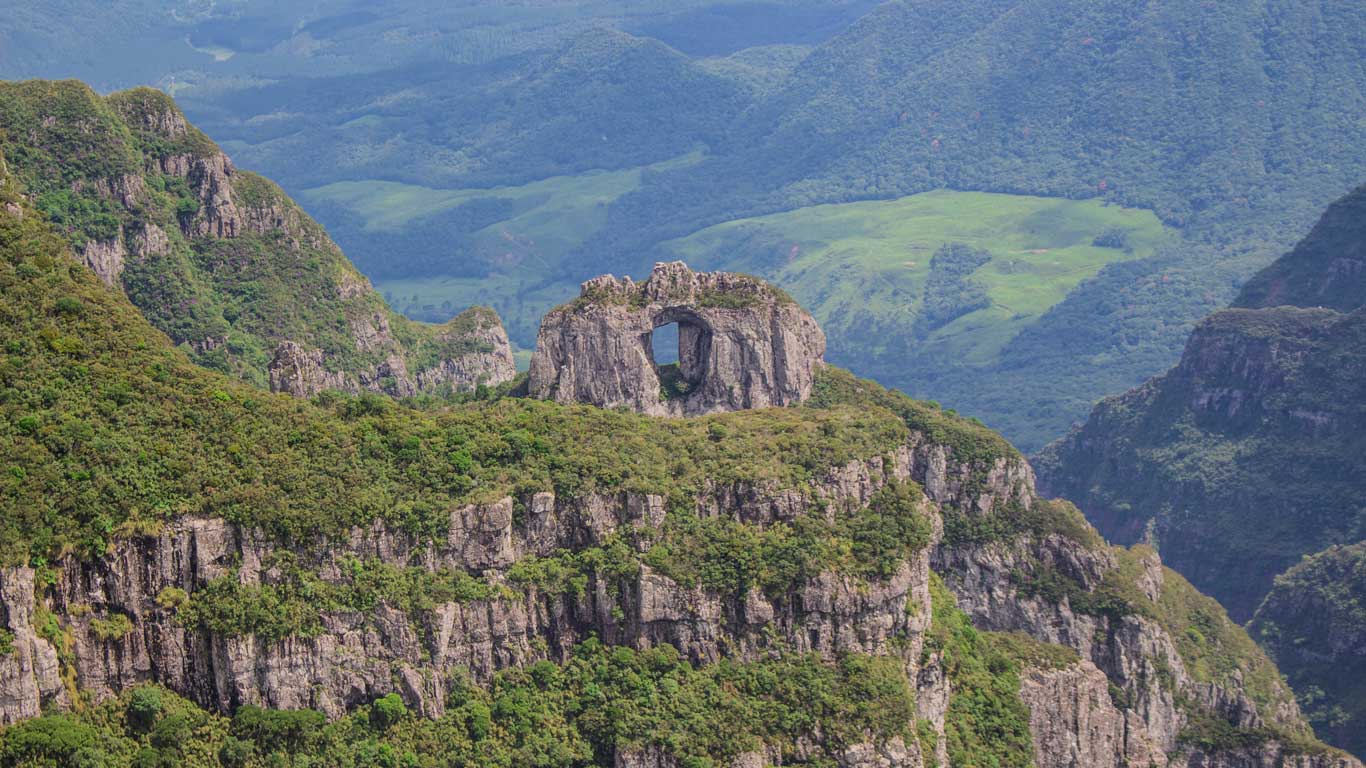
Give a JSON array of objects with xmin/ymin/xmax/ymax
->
[
  {"xmin": 0, "ymin": 80, "xmax": 515, "ymax": 397},
  {"xmin": 8, "ymin": 1, "xmax": 1364, "ymax": 450},
  {"xmin": 583, "ymin": 0, "xmax": 1366, "ymax": 449},
  {"xmin": 1251, "ymin": 543, "xmax": 1366, "ymax": 759},
  {"xmin": 1234, "ymin": 184, "xmax": 1366, "ymax": 313},
  {"xmin": 0, "ymin": 133, "xmax": 1352, "ymax": 765},
  {"xmin": 1035, "ymin": 184, "xmax": 1366, "ymax": 754}
]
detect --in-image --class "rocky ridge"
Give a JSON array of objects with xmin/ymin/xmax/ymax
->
[
  {"xmin": 0, "ymin": 80, "xmax": 515, "ymax": 398},
  {"xmin": 1035, "ymin": 183, "xmax": 1366, "ymax": 758},
  {"xmin": 0, "ymin": 421, "xmax": 1350, "ymax": 766}
]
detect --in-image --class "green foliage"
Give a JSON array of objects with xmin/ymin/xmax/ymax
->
[
  {"xmin": 0, "ymin": 183, "xmax": 917, "ymax": 567},
  {"xmin": 1013, "ymin": 546, "xmax": 1153, "ymax": 622},
  {"xmin": 926, "ymin": 576, "xmax": 1035, "ymax": 767},
  {"xmin": 1249, "ymin": 542, "xmax": 1366, "ymax": 757},
  {"xmin": 89, "ymin": 613, "xmax": 134, "ymax": 641},
  {"xmin": 1235, "ymin": 183, "xmax": 1366, "ymax": 313},
  {"xmin": 179, "ymin": 556, "xmax": 502, "ymax": 642},
  {"xmin": 370, "ymin": 694, "xmax": 408, "ymax": 732},
  {"xmin": 644, "ymin": 479, "xmax": 931, "ymax": 598},
  {"xmin": 126, "ymin": 688, "xmax": 164, "ymax": 733},
  {"xmin": 1036, "ymin": 299, "xmax": 1366, "ymax": 621},
  {"xmin": 0, "ymin": 627, "xmax": 13, "ymax": 656},
  {"xmin": 915, "ymin": 242, "xmax": 992, "ymax": 336}
]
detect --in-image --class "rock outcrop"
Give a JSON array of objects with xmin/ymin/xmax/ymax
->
[
  {"xmin": 268, "ymin": 306, "xmax": 516, "ymax": 398},
  {"xmin": 529, "ymin": 261, "xmax": 825, "ymax": 415},
  {"xmin": 0, "ymin": 81, "xmax": 516, "ymax": 400}
]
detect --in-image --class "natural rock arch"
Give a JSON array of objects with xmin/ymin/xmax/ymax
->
[{"xmin": 528, "ymin": 262, "xmax": 825, "ymax": 416}]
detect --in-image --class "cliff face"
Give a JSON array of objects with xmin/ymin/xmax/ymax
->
[
  {"xmin": 0, "ymin": 419, "xmax": 1347, "ymax": 766},
  {"xmin": 0, "ymin": 141, "xmax": 1351, "ymax": 766},
  {"xmin": 1036, "ymin": 184, "xmax": 1366, "ymax": 757},
  {"xmin": 529, "ymin": 261, "xmax": 825, "ymax": 416},
  {"xmin": 1036, "ymin": 306, "xmax": 1366, "ymax": 619},
  {"xmin": 0, "ymin": 80, "xmax": 515, "ymax": 397}
]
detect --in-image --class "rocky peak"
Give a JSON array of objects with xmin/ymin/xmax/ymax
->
[{"xmin": 528, "ymin": 261, "xmax": 825, "ymax": 416}]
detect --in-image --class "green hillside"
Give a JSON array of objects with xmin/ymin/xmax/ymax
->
[
  {"xmin": 0, "ymin": 80, "xmax": 508, "ymax": 396},
  {"xmin": 0, "ymin": 145, "xmax": 1039, "ymax": 766},
  {"xmin": 1235, "ymin": 184, "xmax": 1366, "ymax": 313},
  {"xmin": 1036, "ymin": 182, "xmax": 1366, "ymax": 754},
  {"xmin": 658, "ymin": 191, "xmax": 1174, "ymax": 403},
  {"xmin": 572, "ymin": 0, "xmax": 1366, "ymax": 447}
]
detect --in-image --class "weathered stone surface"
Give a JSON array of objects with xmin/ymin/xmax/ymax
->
[
  {"xmin": 529, "ymin": 261, "xmax": 825, "ymax": 415},
  {"xmin": 0, "ymin": 568, "xmax": 68, "ymax": 725},
  {"xmin": 268, "ymin": 341, "xmax": 348, "ymax": 397},
  {"xmin": 1021, "ymin": 660, "xmax": 1165, "ymax": 768},
  {"xmin": 80, "ymin": 232, "xmax": 126, "ymax": 286}
]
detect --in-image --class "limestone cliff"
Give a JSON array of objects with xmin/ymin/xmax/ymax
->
[
  {"xmin": 529, "ymin": 261, "xmax": 825, "ymax": 415},
  {"xmin": 0, "ymin": 415, "xmax": 1348, "ymax": 766}
]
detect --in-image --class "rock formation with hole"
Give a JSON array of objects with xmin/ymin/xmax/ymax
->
[{"xmin": 528, "ymin": 261, "xmax": 825, "ymax": 416}]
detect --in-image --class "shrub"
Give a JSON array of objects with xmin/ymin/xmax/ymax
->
[
  {"xmin": 371, "ymin": 693, "xmax": 408, "ymax": 731},
  {"xmin": 126, "ymin": 687, "xmax": 164, "ymax": 733},
  {"xmin": 90, "ymin": 613, "xmax": 134, "ymax": 641}
]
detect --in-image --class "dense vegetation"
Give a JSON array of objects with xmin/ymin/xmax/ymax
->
[
  {"xmin": 0, "ymin": 130, "xmax": 1344, "ymax": 763},
  {"xmin": 0, "ymin": 80, "xmax": 503, "ymax": 393},
  {"xmin": 0, "ymin": 643, "xmax": 924, "ymax": 768},
  {"xmin": 11, "ymin": 0, "xmax": 1364, "ymax": 447},
  {"xmin": 1251, "ymin": 543, "xmax": 1366, "ymax": 759}
]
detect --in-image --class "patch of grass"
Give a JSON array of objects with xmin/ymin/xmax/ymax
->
[{"xmin": 661, "ymin": 189, "xmax": 1174, "ymax": 369}]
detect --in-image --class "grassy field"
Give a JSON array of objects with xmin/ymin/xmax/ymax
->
[
  {"xmin": 329, "ymin": 184, "xmax": 1174, "ymax": 398},
  {"xmin": 659, "ymin": 190, "xmax": 1175, "ymax": 367}
]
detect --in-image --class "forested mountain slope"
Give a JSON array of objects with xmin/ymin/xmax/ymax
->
[
  {"xmin": 1234, "ymin": 185, "xmax": 1366, "ymax": 313},
  {"xmin": 1036, "ymin": 184, "xmax": 1366, "ymax": 756},
  {"xmin": 0, "ymin": 80, "xmax": 514, "ymax": 397},
  {"xmin": 0, "ymin": 140, "xmax": 1352, "ymax": 767}
]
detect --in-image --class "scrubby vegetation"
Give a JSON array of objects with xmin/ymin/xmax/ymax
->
[
  {"xmin": 926, "ymin": 576, "xmax": 1035, "ymax": 767},
  {"xmin": 0, "ymin": 134, "xmax": 1344, "ymax": 764},
  {"xmin": 1251, "ymin": 542, "xmax": 1366, "ymax": 757}
]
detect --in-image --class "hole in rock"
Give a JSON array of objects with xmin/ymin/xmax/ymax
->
[
  {"xmin": 648, "ymin": 317, "xmax": 712, "ymax": 402},
  {"xmin": 651, "ymin": 322, "xmax": 681, "ymax": 365}
]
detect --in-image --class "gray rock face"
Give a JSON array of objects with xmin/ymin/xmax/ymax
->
[
  {"xmin": 0, "ymin": 425, "xmax": 1352, "ymax": 767},
  {"xmin": 267, "ymin": 307, "xmax": 517, "ymax": 398},
  {"xmin": 528, "ymin": 261, "xmax": 825, "ymax": 415},
  {"xmin": 1021, "ymin": 660, "xmax": 1164, "ymax": 768},
  {"xmin": 79, "ymin": 233, "xmax": 126, "ymax": 286}
]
